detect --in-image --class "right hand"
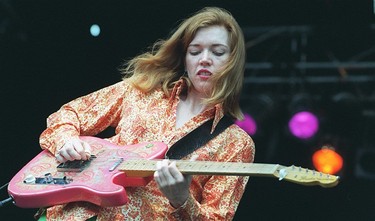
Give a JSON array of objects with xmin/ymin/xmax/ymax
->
[{"xmin": 55, "ymin": 137, "xmax": 91, "ymax": 163}]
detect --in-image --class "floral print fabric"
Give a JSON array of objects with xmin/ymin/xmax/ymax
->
[{"xmin": 39, "ymin": 79, "xmax": 255, "ymax": 221}]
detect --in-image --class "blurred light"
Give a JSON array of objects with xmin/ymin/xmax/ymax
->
[
  {"xmin": 90, "ymin": 24, "xmax": 101, "ymax": 37},
  {"xmin": 288, "ymin": 111, "xmax": 319, "ymax": 139},
  {"xmin": 236, "ymin": 113, "xmax": 257, "ymax": 135},
  {"xmin": 239, "ymin": 94, "xmax": 276, "ymax": 136},
  {"xmin": 312, "ymin": 147, "xmax": 343, "ymax": 175},
  {"xmin": 287, "ymin": 93, "xmax": 320, "ymax": 140}
]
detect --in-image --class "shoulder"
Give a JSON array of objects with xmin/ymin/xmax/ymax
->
[
  {"xmin": 95, "ymin": 80, "xmax": 132, "ymax": 94},
  {"xmin": 220, "ymin": 124, "xmax": 255, "ymax": 163},
  {"xmin": 224, "ymin": 123, "xmax": 253, "ymax": 142},
  {"xmin": 104, "ymin": 80, "xmax": 144, "ymax": 98},
  {"xmin": 120, "ymin": 79, "xmax": 165, "ymax": 97}
]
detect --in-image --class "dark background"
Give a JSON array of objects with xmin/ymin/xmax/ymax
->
[{"xmin": 1, "ymin": 0, "xmax": 375, "ymax": 220}]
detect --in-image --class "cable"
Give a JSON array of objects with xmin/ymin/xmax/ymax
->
[
  {"xmin": 0, "ymin": 197, "xmax": 13, "ymax": 207},
  {"xmin": 0, "ymin": 182, "xmax": 14, "ymax": 207}
]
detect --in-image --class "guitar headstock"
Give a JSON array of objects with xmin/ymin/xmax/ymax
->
[{"xmin": 275, "ymin": 165, "xmax": 339, "ymax": 188}]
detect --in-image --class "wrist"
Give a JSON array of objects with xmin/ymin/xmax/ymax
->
[{"xmin": 170, "ymin": 195, "xmax": 189, "ymax": 209}]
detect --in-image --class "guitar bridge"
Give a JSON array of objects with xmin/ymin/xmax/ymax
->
[{"xmin": 56, "ymin": 155, "xmax": 96, "ymax": 172}]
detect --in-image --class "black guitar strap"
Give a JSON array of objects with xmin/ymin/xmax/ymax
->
[{"xmin": 165, "ymin": 115, "xmax": 234, "ymax": 160}]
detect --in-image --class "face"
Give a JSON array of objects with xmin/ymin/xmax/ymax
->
[{"xmin": 185, "ymin": 25, "xmax": 230, "ymax": 97}]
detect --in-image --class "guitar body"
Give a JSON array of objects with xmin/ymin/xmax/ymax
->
[{"xmin": 8, "ymin": 136, "xmax": 168, "ymax": 208}]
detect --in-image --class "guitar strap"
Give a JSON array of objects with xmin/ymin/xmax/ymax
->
[{"xmin": 165, "ymin": 115, "xmax": 234, "ymax": 159}]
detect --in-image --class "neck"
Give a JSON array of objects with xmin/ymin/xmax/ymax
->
[
  {"xmin": 183, "ymin": 89, "xmax": 210, "ymax": 115},
  {"xmin": 175, "ymin": 90, "xmax": 211, "ymax": 129}
]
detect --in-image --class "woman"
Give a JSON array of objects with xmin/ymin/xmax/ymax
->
[{"xmin": 38, "ymin": 7, "xmax": 255, "ymax": 221}]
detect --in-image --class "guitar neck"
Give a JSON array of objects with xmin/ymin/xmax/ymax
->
[
  {"xmin": 119, "ymin": 159, "xmax": 282, "ymax": 177},
  {"xmin": 119, "ymin": 159, "xmax": 340, "ymax": 188}
]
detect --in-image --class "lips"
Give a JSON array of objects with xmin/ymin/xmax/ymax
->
[{"xmin": 197, "ymin": 69, "xmax": 212, "ymax": 77}]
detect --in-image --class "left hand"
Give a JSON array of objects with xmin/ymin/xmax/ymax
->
[{"xmin": 154, "ymin": 159, "xmax": 193, "ymax": 208}]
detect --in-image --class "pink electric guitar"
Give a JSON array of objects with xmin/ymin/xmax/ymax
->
[{"xmin": 8, "ymin": 136, "xmax": 339, "ymax": 208}]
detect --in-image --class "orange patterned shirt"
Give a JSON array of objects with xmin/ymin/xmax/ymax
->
[{"xmin": 39, "ymin": 79, "xmax": 255, "ymax": 221}]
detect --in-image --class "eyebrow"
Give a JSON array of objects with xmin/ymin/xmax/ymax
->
[{"xmin": 188, "ymin": 43, "xmax": 229, "ymax": 48}]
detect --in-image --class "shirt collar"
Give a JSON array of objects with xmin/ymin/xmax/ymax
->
[{"xmin": 169, "ymin": 79, "xmax": 225, "ymax": 134}]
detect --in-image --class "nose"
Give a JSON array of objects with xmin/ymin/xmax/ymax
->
[{"xmin": 199, "ymin": 50, "xmax": 212, "ymax": 66}]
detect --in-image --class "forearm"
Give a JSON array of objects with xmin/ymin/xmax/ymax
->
[
  {"xmin": 39, "ymin": 81, "xmax": 126, "ymax": 154},
  {"xmin": 39, "ymin": 108, "xmax": 81, "ymax": 154}
]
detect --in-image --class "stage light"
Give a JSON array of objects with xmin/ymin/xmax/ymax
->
[
  {"xmin": 90, "ymin": 24, "xmax": 101, "ymax": 37},
  {"xmin": 312, "ymin": 146, "xmax": 343, "ymax": 175},
  {"xmin": 235, "ymin": 113, "xmax": 257, "ymax": 135},
  {"xmin": 239, "ymin": 94, "xmax": 276, "ymax": 136},
  {"xmin": 287, "ymin": 93, "xmax": 319, "ymax": 140},
  {"xmin": 288, "ymin": 111, "xmax": 319, "ymax": 139}
]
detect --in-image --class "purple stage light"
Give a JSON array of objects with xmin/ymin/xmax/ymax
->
[
  {"xmin": 235, "ymin": 113, "xmax": 257, "ymax": 135},
  {"xmin": 288, "ymin": 111, "xmax": 319, "ymax": 139}
]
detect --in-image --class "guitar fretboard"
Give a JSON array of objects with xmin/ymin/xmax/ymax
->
[{"xmin": 119, "ymin": 159, "xmax": 281, "ymax": 177}]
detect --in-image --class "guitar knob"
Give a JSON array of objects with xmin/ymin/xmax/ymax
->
[{"xmin": 23, "ymin": 174, "xmax": 36, "ymax": 184}]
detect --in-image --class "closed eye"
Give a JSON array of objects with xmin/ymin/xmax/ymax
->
[
  {"xmin": 213, "ymin": 51, "xmax": 225, "ymax": 56},
  {"xmin": 189, "ymin": 51, "xmax": 201, "ymax": 56}
]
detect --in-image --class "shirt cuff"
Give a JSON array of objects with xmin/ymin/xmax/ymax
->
[
  {"xmin": 170, "ymin": 193, "xmax": 197, "ymax": 220},
  {"xmin": 40, "ymin": 127, "xmax": 79, "ymax": 155}
]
